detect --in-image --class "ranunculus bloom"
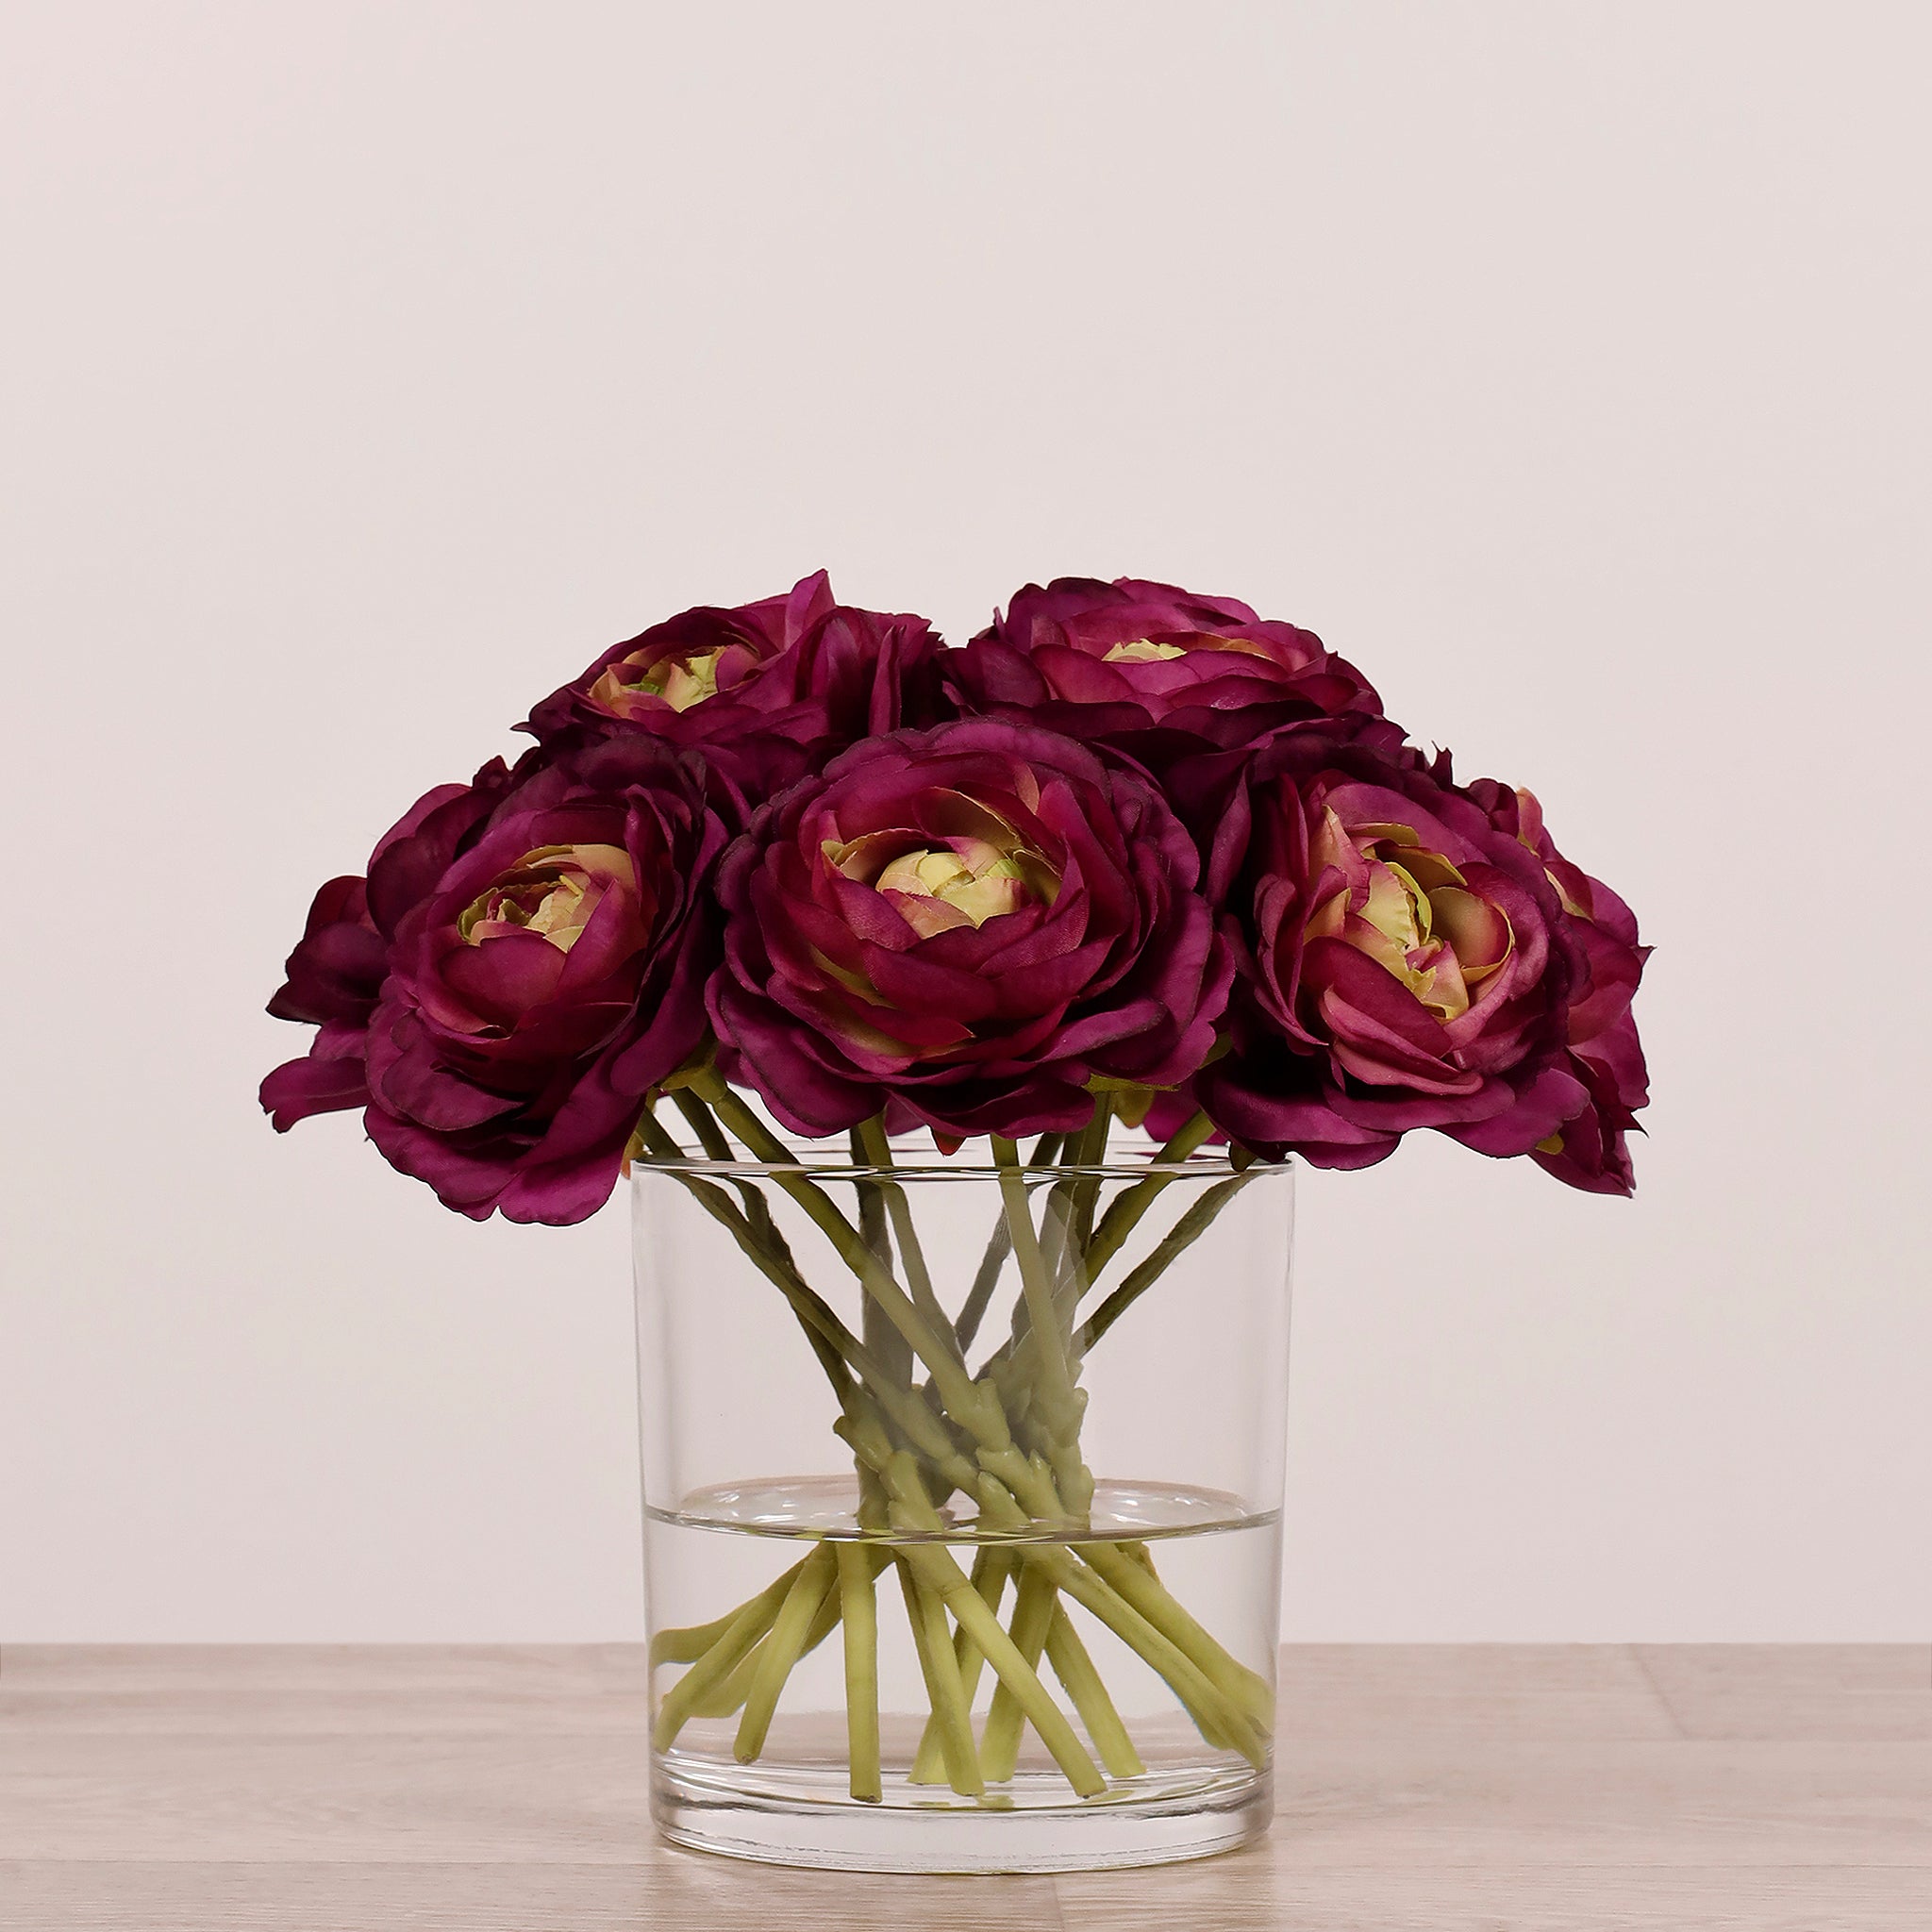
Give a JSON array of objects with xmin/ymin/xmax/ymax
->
[
  {"xmin": 260, "ymin": 756, "xmax": 525, "ymax": 1130},
  {"xmin": 945, "ymin": 575, "xmax": 1386, "ymax": 760},
  {"xmin": 708, "ymin": 720, "xmax": 1231, "ymax": 1139},
  {"xmin": 1458, "ymin": 776, "xmax": 1651, "ymax": 1193},
  {"xmin": 264, "ymin": 739, "xmax": 726, "ymax": 1224},
  {"xmin": 1193, "ymin": 736, "xmax": 1598, "ymax": 1173},
  {"xmin": 522, "ymin": 572, "xmax": 949, "ymax": 813}
]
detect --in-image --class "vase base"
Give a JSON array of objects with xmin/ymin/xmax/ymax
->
[{"xmin": 651, "ymin": 1756, "xmax": 1272, "ymax": 1874}]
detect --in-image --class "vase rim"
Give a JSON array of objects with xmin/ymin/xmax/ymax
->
[{"xmin": 628, "ymin": 1147, "xmax": 1292, "ymax": 1182}]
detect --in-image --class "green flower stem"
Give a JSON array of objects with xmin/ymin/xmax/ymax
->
[
  {"xmin": 702, "ymin": 1554, "xmax": 874, "ymax": 1720},
  {"xmin": 1077, "ymin": 1174, "xmax": 1252, "ymax": 1352},
  {"xmin": 652, "ymin": 1579, "xmax": 791, "ymax": 1752},
  {"xmin": 1044, "ymin": 1607, "xmax": 1144, "ymax": 1779},
  {"xmin": 711, "ymin": 1124, "xmax": 783, "ymax": 1241},
  {"xmin": 848, "ymin": 1123, "xmax": 900, "ymax": 1384},
  {"xmin": 1079, "ymin": 1108, "xmax": 1215, "ymax": 1283},
  {"xmin": 1032, "ymin": 1116, "xmax": 1098, "ymax": 1313},
  {"xmin": 674, "ymin": 1176, "xmax": 854, "ymax": 1389},
  {"xmin": 977, "ymin": 1109, "xmax": 1215, "ymax": 1414},
  {"xmin": 972, "ymin": 1481, "xmax": 1265, "ymax": 1767},
  {"xmin": 852, "ymin": 1324, "xmax": 1263, "ymax": 1762},
  {"xmin": 1069, "ymin": 1106, "xmax": 1112, "ymax": 1252},
  {"xmin": 857, "ymin": 1117, "xmax": 958, "ymax": 1359},
  {"xmin": 840, "ymin": 1423, "xmax": 1106, "ymax": 1798},
  {"xmin": 897, "ymin": 1557, "xmax": 983, "ymax": 1796},
  {"xmin": 848, "ymin": 1127, "xmax": 908, "ymax": 1527},
  {"xmin": 836, "ymin": 1541, "xmax": 882, "ymax": 1802},
  {"xmin": 884, "ymin": 1457, "xmax": 1105, "ymax": 1799},
  {"xmin": 972, "ymin": 1404, "xmax": 1270, "ymax": 1741},
  {"xmin": 685, "ymin": 1654, "xmax": 757, "ymax": 1720},
  {"xmin": 1044, "ymin": 1103, "xmax": 1112, "ymax": 1307},
  {"xmin": 1028, "ymin": 1115, "xmax": 1112, "ymax": 1386},
  {"xmin": 1043, "ymin": 1548, "xmax": 1263, "ymax": 1766},
  {"xmin": 983, "ymin": 1176, "xmax": 1247, "ymax": 1508},
  {"xmin": 910, "ymin": 1548, "xmax": 1011, "ymax": 1786},
  {"xmin": 838, "ymin": 1393, "xmax": 980, "ymax": 1506},
  {"xmin": 990, "ymin": 1136, "xmax": 1091, "ymax": 1512},
  {"xmin": 672, "ymin": 1090, "xmax": 781, "ymax": 1247},
  {"xmin": 848, "ymin": 1124, "xmax": 891, "ymax": 1256},
  {"xmin": 958, "ymin": 1545, "xmax": 1017, "ymax": 1675},
  {"xmin": 653, "ymin": 1164, "xmax": 938, "ymax": 1446},
  {"xmin": 649, "ymin": 1557, "xmax": 807, "ymax": 1668},
  {"xmin": 898, "ymin": 1545, "xmax": 1107, "ymax": 1800},
  {"xmin": 991, "ymin": 1135, "xmax": 1072, "ymax": 1392},
  {"xmin": 633, "ymin": 1111, "xmax": 858, "ymax": 1399},
  {"xmin": 1079, "ymin": 1541, "xmax": 1274, "ymax": 1731},
  {"xmin": 953, "ymin": 1131, "xmax": 1059, "ymax": 1356},
  {"xmin": 734, "ymin": 1544, "xmax": 838, "ymax": 1762},
  {"xmin": 641, "ymin": 1112, "xmax": 978, "ymax": 1491},
  {"xmin": 695, "ymin": 1073, "xmax": 1008, "ymax": 1447},
  {"xmin": 952, "ymin": 1216, "xmax": 1012, "ymax": 1356},
  {"xmin": 851, "ymin": 1130, "xmax": 897, "ymax": 1306},
  {"xmin": 671, "ymin": 1087, "xmax": 736, "ymax": 1162},
  {"xmin": 976, "ymin": 1564, "xmax": 1058, "ymax": 1782}
]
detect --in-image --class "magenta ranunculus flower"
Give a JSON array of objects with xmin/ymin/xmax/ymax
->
[
  {"xmin": 708, "ymin": 720, "xmax": 1232, "ymax": 1140},
  {"xmin": 522, "ymin": 572, "xmax": 949, "ymax": 813},
  {"xmin": 263, "ymin": 738, "xmax": 727, "ymax": 1224},
  {"xmin": 945, "ymin": 575, "xmax": 1386, "ymax": 760},
  {"xmin": 1191, "ymin": 735, "xmax": 1605, "ymax": 1175},
  {"xmin": 260, "ymin": 756, "xmax": 525, "ymax": 1131},
  {"xmin": 1457, "ymin": 775, "xmax": 1652, "ymax": 1193}
]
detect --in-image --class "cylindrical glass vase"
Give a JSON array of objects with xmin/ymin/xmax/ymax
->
[{"xmin": 630, "ymin": 1129, "xmax": 1292, "ymax": 1873}]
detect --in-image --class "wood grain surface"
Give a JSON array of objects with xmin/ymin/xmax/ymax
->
[{"xmin": 2, "ymin": 1645, "xmax": 1926, "ymax": 1929}]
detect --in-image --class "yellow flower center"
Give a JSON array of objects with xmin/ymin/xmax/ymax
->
[
  {"xmin": 1102, "ymin": 634, "xmax": 1275, "ymax": 664},
  {"xmin": 1307, "ymin": 811, "xmax": 1514, "ymax": 1023},
  {"xmin": 640, "ymin": 647, "xmax": 725, "ymax": 712},
  {"xmin": 821, "ymin": 795, "xmax": 1060, "ymax": 941},
  {"xmin": 873, "ymin": 845, "xmax": 1030, "ymax": 928},
  {"xmin": 458, "ymin": 843, "xmax": 633, "ymax": 953},
  {"xmin": 1103, "ymin": 640, "xmax": 1188, "ymax": 663},
  {"xmin": 588, "ymin": 645, "xmax": 727, "ymax": 717}
]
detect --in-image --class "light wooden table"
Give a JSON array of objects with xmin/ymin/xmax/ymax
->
[{"xmin": 2, "ymin": 1645, "xmax": 1926, "ymax": 1928}]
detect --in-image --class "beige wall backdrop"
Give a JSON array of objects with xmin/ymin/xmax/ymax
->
[{"xmin": 4, "ymin": 4, "xmax": 1927, "ymax": 1641}]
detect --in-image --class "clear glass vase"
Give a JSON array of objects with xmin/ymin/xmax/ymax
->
[{"xmin": 630, "ymin": 1112, "xmax": 1293, "ymax": 1873}]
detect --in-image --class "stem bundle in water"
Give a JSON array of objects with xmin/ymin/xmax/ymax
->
[{"xmin": 641, "ymin": 1094, "xmax": 1274, "ymax": 1801}]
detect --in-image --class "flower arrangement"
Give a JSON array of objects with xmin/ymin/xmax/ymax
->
[{"xmin": 265, "ymin": 572, "xmax": 1648, "ymax": 1819}]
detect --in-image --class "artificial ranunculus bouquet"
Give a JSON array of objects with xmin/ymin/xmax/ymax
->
[{"xmin": 264, "ymin": 571, "xmax": 1648, "ymax": 1828}]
